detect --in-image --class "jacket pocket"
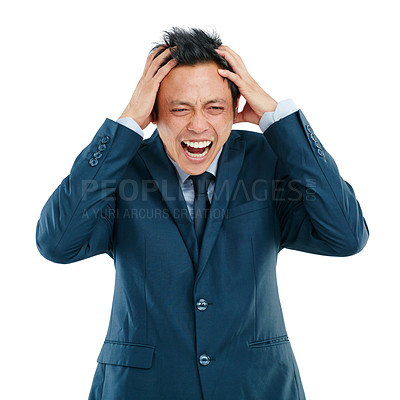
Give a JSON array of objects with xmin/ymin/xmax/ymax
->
[
  {"xmin": 97, "ymin": 340, "xmax": 155, "ymax": 369},
  {"xmin": 247, "ymin": 335, "xmax": 289, "ymax": 349},
  {"xmin": 226, "ymin": 200, "xmax": 270, "ymax": 220}
]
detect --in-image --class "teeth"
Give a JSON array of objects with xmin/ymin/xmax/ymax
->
[
  {"xmin": 183, "ymin": 140, "xmax": 212, "ymax": 148},
  {"xmin": 184, "ymin": 146, "xmax": 210, "ymax": 158}
]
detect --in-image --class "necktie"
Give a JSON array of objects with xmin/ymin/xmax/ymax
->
[{"xmin": 190, "ymin": 172, "xmax": 214, "ymax": 250}]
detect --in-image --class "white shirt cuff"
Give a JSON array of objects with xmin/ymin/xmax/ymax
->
[
  {"xmin": 259, "ymin": 98, "xmax": 299, "ymax": 133},
  {"xmin": 116, "ymin": 117, "xmax": 144, "ymax": 138}
]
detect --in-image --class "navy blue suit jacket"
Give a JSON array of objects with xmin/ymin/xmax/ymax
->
[{"xmin": 36, "ymin": 110, "xmax": 369, "ymax": 400}]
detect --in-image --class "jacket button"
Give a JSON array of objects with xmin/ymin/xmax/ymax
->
[
  {"xmin": 98, "ymin": 144, "xmax": 106, "ymax": 151},
  {"xmin": 199, "ymin": 354, "xmax": 210, "ymax": 366},
  {"xmin": 196, "ymin": 298, "xmax": 208, "ymax": 311},
  {"xmin": 89, "ymin": 158, "xmax": 98, "ymax": 167},
  {"xmin": 314, "ymin": 141, "xmax": 322, "ymax": 149},
  {"xmin": 306, "ymin": 124, "xmax": 313, "ymax": 134},
  {"xmin": 93, "ymin": 151, "xmax": 102, "ymax": 159},
  {"xmin": 317, "ymin": 149, "xmax": 325, "ymax": 157},
  {"xmin": 101, "ymin": 136, "xmax": 110, "ymax": 144}
]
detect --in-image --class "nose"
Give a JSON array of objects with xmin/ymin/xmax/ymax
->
[{"xmin": 187, "ymin": 111, "xmax": 209, "ymax": 134}]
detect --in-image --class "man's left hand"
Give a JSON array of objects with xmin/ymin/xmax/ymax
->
[{"xmin": 216, "ymin": 46, "xmax": 278, "ymax": 125}]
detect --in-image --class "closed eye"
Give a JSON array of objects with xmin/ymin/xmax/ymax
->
[{"xmin": 208, "ymin": 106, "xmax": 225, "ymax": 114}]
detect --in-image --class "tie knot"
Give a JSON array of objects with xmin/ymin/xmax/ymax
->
[{"xmin": 191, "ymin": 172, "xmax": 214, "ymax": 197}]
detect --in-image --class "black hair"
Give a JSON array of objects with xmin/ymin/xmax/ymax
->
[{"xmin": 151, "ymin": 27, "xmax": 240, "ymax": 118}]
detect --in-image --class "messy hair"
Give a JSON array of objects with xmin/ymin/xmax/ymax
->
[{"xmin": 151, "ymin": 27, "xmax": 240, "ymax": 117}]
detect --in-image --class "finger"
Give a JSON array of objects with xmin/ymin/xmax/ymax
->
[
  {"xmin": 153, "ymin": 58, "xmax": 178, "ymax": 84},
  {"xmin": 217, "ymin": 45, "xmax": 241, "ymax": 61},
  {"xmin": 143, "ymin": 46, "xmax": 165, "ymax": 73},
  {"xmin": 216, "ymin": 47, "xmax": 248, "ymax": 77},
  {"xmin": 217, "ymin": 68, "xmax": 242, "ymax": 86},
  {"xmin": 147, "ymin": 47, "xmax": 176, "ymax": 79},
  {"xmin": 150, "ymin": 45, "xmax": 169, "ymax": 60},
  {"xmin": 216, "ymin": 46, "xmax": 243, "ymax": 65},
  {"xmin": 145, "ymin": 47, "xmax": 172, "ymax": 77}
]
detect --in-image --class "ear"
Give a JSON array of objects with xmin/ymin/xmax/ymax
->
[{"xmin": 234, "ymin": 94, "xmax": 241, "ymax": 117}]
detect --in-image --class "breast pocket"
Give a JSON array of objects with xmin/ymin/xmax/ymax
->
[
  {"xmin": 225, "ymin": 200, "xmax": 270, "ymax": 220},
  {"xmin": 247, "ymin": 335, "xmax": 290, "ymax": 349}
]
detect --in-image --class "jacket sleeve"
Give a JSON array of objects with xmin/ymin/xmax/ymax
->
[
  {"xmin": 36, "ymin": 118, "xmax": 143, "ymax": 264},
  {"xmin": 263, "ymin": 110, "xmax": 369, "ymax": 257}
]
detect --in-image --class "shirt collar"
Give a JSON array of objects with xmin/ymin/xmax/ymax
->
[{"xmin": 164, "ymin": 144, "xmax": 224, "ymax": 184}]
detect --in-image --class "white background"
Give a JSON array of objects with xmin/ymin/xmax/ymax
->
[{"xmin": 1, "ymin": 0, "xmax": 399, "ymax": 398}]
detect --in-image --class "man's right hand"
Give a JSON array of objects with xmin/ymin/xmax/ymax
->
[{"xmin": 118, "ymin": 47, "xmax": 177, "ymax": 130}]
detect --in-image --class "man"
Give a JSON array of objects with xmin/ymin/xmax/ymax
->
[{"xmin": 36, "ymin": 27, "xmax": 369, "ymax": 399}]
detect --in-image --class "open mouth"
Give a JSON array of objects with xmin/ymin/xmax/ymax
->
[{"xmin": 181, "ymin": 140, "xmax": 213, "ymax": 159}]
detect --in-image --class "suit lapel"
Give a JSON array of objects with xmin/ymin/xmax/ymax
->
[
  {"xmin": 138, "ymin": 129, "xmax": 245, "ymax": 277},
  {"xmin": 197, "ymin": 130, "xmax": 245, "ymax": 279}
]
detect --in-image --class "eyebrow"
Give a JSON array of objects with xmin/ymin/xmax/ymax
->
[{"xmin": 170, "ymin": 98, "xmax": 227, "ymax": 106}]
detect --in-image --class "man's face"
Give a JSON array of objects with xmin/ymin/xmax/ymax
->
[{"xmin": 155, "ymin": 62, "xmax": 236, "ymax": 176}]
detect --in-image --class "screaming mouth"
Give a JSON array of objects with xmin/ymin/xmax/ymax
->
[{"xmin": 181, "ymin": 141, "xmax": 213, "ymax": 158}]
